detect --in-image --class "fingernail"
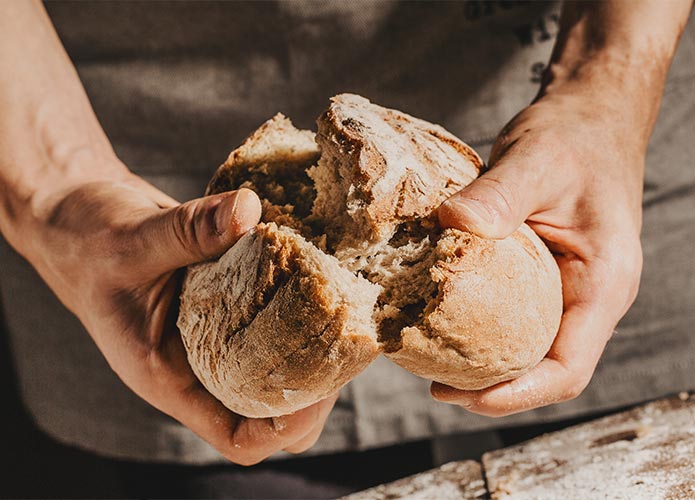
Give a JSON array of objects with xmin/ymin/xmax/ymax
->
[
  {"xmin": 444, "ymin": 197, "xmax": 494, "ymax": 227},
  {"xmin": 214, "ymin": 189, "xmax": 261, "ymax": 235}
]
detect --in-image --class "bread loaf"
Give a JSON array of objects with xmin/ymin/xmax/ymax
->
[{"xmin": 178, "ymin": 94, "xmax": 563, "ymax": 418}]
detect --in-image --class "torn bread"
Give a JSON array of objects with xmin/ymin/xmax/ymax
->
[
  {"xmin": 178, "ymin": 94, "xmax": 562, "ymax": 417},
  {"xmin": 178, "ymin": 223, "xmax": 381, "ymax": 418}
]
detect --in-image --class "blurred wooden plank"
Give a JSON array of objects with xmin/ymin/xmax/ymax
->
[
  {"xmin": 341, "ymin": 393, "xmax": 695, "ymax": 499},
  {"xmin": 339, "ymin": 460, "xmax": 486, "ymax": 500},
  {"xmin": 483, "ymin": 392, "xmax": 695, "ymax": 500}
]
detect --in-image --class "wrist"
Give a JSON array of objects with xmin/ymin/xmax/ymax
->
[
  {"xmin": 537, "ymin": 0, "xmax": 691, "ymax": 150},
  {"xmin": 538, "ymin": 54, "xmax": 655, "ymax": 153},
  {"xmin": 0, "ymin": 0, "xmax": 130, "ymax": 254}
]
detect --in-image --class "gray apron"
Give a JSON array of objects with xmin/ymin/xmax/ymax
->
[{"xmin": 1, "ymin": 1, "xmax": 693, "ymax": 463}]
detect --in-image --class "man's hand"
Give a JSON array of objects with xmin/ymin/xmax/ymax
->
[
  {"xmin": 434, "ymin": 93, "xmax": 642, "ymax": 416},
  {"xmin": 0, "ymin": 1, "xmax": 338, "ymax": 464},
  {"xmin": 26, "ymin": 172, "xmax": 338, "ymax": 464},
  {"xmin": 432, "ymin": 0, "xmax": 692, "ymax": 416}
]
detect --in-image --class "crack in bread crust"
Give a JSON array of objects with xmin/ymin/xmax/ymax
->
[
  {"xmin": 236, "ymin": 307, "xmax": 346, "ymax": 397},
  {"xmin": 179, "ymin": 223, "xmax": 380, "ymax": 417}
]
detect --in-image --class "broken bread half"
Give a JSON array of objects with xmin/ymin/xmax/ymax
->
[{"xmin": 178, "ymin": 94, "xmax": 562, "ymax": 418}]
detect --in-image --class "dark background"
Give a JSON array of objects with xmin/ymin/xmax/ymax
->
[{"xmin": 1, "ymin": 302, "xmax": 614, "ymax": 499}]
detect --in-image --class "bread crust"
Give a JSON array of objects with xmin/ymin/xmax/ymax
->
[
  {"xmin": 178, "ymin": 114, "xmax": 380, "ymax": 418},
  {"xmin": 313, "ymin": 94, "xmax": 483, "ymax": 248},
  {"xmin": 178, "ymin": 223, "xmax": 380, "ymax": 418},
  {"xmin": 207, "ymin": 113, "xmax": 319, "ymax": 199},
  {"xmin": 386, "ymin": 225, "xmax": 562, "ymax": 390}
]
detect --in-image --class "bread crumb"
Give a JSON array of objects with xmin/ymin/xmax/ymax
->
[
  {"xmin": 272, "ymin": 417, "xmax": 287, "ymax": 432},
  {"xmin": 282, "ymin": 389, "xmax": 298, "ymax": 401}
]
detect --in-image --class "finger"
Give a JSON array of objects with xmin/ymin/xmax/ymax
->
[
  {"xmin": 135, "ymin": 277, "xmax": 327, "ymax": 466},
  {"xmin": 136, "ymin": 188, "xmax": 262, "ymax": 276},
  {"xmin": 123, "ymin": 173, "xmax": 180, "ymax": 209},
  {"xmin": 159, "ymin": 381, "xmax": 333, "ymax": 466},
  {"xmin": 228, "ymin": 396, "xmax": 338, "ymax": 465},
  {"xmin": 438, "ymin": 156, "xmax": 548, "ymax": 239},
  {"xmin": 431, "ymin": 301, "xmax": 614, "ymax": 417},
  {"xmin": 283, "ymin": 393, "xmax": 339, "ymax": 454}
]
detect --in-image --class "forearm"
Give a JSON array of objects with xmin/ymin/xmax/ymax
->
[
  {"xmin": 541, "ymin": 0, "xmax": 692, "ymax": 149},
  {"xmin": 0, "ymin": 0, "xmax": 126, "ymax": 252}
]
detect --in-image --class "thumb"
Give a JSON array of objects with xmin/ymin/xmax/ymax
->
[
  {"xmin": 438, "ymin": 161, "xmax": 540, "ymax": 239},
  {"xmin": 138, "ymin": 188, "xmax": 262, "ymax": 275}
]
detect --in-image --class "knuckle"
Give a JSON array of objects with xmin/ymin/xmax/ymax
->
[
  {"xmin": 221, "ymin": 434, "xmax": 271, "ymax": 466},
  {"xmin": 561, "ymin": 384, "xmax": 583, "ymax": 402},
  {"xmin": 615, "ymin": 237, "xmax": 643, "ymax": 279},
  {"xmin": 623, "ymin": 242, "xmax": 643, "ymax": 302},
  {"xmin": 171, "ymin": 203, "xmax": 207, "ymax": 261},
  {"xmin": 143, "ymin": 346, "xmax": 170, "ymax": 379},
  {"xmin": 224, "ymin": 417, "xmax": 295, "ymax": 466},
  {"xmin": 560, "ymin": 377, "xmax": 590, "ymax": 402},
  {"xmin": 136, "ymin": 347, "xmax": 188, "ymax": 397},
  {"xmin": 600, "ymin": 234, "xmax": 643, "ymax": 307}
]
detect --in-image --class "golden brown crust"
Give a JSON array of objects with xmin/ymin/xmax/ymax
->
[
  {"xmin": 207, "ymin": 114, "xmax": 320, "ymax": 236},
  {"xmin": 386, "ymin": 225, "xmax": 563, "ymax": 390},
  {"xmin": 314, "ymin": 94, "xmax": 483, "ymax": 247},
  {"xmin": 207, "ymin": 113, "xmax": 319, "ymax": 198},
  {"xmin": 178, "ymin": 223, "xmax": 380, "ymax": 418},
  {"xmin": 178, "ymin": 114, "xmax": 380, "ymax": 418}
]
